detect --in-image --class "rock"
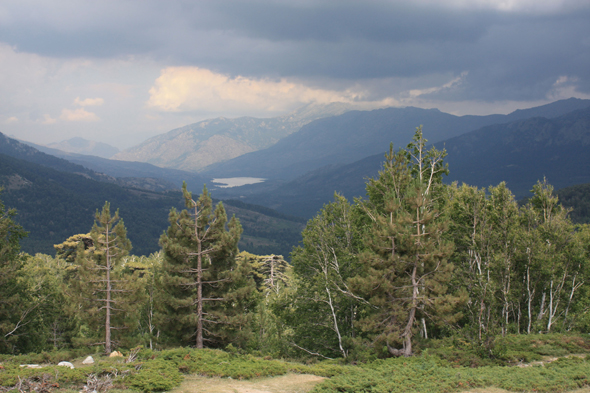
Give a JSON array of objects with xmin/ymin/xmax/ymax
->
[
  {"xmin": 20, "ymin": 364, "xmax": 42, "ymax": 368},
  {"xmin": 58, "ymin": 361, "xmax": 75, "ymax": 369},
  {"xmin": 82, "ymin": 356, "xmax": 94, "ymax": 364},
  {"xmin": 109, "ymin": 351, "xmax": 123, "ymax": 358}
]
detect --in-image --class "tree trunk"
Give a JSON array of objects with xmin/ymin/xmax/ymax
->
[
  {"xmin": 105, "ymin": 225, "xmax": 112, "ymax": 354},
  {"xmin": 196, "ymin": 228, "xmax": 203, "ymax": 349}
]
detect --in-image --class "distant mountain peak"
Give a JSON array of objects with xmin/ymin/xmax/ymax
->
[
  {"xmin": 112, "ymin": 102, "xmax": 356, "ymax": 172},
  {"xmin": 47, "ymin": 137, "xmax": 119, "ymax": 159}
]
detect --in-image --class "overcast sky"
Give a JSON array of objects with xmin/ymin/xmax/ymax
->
[{"xmin": 1, "ymin": 0, "xmax": 589, "ymax": 149}]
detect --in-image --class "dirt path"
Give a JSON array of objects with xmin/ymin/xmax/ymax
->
[
  {"xmin": 171, "ymin": 373, "xmax": 325, "ymax": 393},
  {"xmin": 172, "ymin": 375, "xmax": 590, "ymax": 393}
]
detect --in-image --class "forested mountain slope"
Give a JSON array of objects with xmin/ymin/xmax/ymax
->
[
  {"xmin": 218, "ymin": 104, "xmax": 590, "ymax": 218},
  {"xmin": 0, "ymin": 132, "xmax": 112, "ymax": 182},
  {"xmin": 0, "ymin": 153, "xmax": 303, "ymax": 257},
  {"xmin": 557, "ymin": 182, "xmax": 590, "ymax": 224},
  {"xmin": 440, "ymin": 106, "xmax": 590, "ymax": 197},
  {"xmin": 203, "ymin": 98, "xmax": 590, "ymax": 180}
]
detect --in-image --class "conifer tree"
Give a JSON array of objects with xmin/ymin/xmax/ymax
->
[
  {"xmin": 160, "ymin": 183, "xmax": 253, "ymax": 348},
  {"xmin": 73, "ymin": 202, "xmax": 132, "ymax": 354},
  {"xmin": 352, "ymin": 127, "xmax": 463, "ymax": 357},
  {"xmin": 0, "ymin": 197, "xmax": 29, "ymax": 353}
]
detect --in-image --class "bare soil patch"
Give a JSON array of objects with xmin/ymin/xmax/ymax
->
[{"xmin": 171, "ymin": 373, "xmax": 324, "ymax": 393}]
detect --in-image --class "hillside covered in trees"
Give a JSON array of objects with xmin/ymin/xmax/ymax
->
[{"xmin": 1, "ymin": 128, "xmax": 589, "ymax": 362}]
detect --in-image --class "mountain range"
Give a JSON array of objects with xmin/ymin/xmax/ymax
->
[
  {"xmin": 112, "ymin": 102, "xmax": 353, "ymax": 172},
  {"xmin": 17, "ymin": 139, "xmax": 210, "ymax": 193},
  {"xmin": 3, "ymin": 97, "xmax": 590, "ymax": 257},
  {"xmin": 202, "ymin": 98, "xmax": 590, "ymax": 181},
  {"xmin": 209, "ymin": 98, "xmax": 590, "ymax": 217}
]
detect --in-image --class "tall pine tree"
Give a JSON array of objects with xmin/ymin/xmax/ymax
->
[
  {"xmin": 160, "ymin": 183, "xmax": 254, "ymax": 348},
  {"xmin": 72, "ymin": 202, "xmax": 132, "ymax": 354},
  {"xmin": 0, "ymin": 197, "xmax": 29, "ymax": 353},
  {"xmin": 352, "ymin": 127, "xmax": 464, "ymax": 357}
]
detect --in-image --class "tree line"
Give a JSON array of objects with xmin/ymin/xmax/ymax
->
[{"xmin": 1, "ymin": 127, "xmax": 589, "ymax": 359}]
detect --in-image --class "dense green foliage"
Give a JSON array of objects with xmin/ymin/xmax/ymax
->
[
  {"xmin": 0, "ymin": 196, "xmax": 29, "ymax": 352},
  {"xmin": 558, "ymin": 182, "xmax": 590, "ymax": 224}
]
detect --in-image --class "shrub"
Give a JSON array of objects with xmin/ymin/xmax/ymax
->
[{"xmin": 126, "ymin": 360, "xmax": 183, "ymax": 392}]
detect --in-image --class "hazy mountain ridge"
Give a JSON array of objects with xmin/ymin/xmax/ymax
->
[
  {"xmin": 3, "ymin": 98, "xmax": 590, "ymax": 258},
  {"xmin": 47, "ymin": 137, "xmax": 119, "ymax": 158},
  {"xmin": 0, "ymin": 132, "xmax": 114, "ymax": 183},
  {"xmin": 203, "ymin": 98, "xmax": 590, "ymax": 181},
  {"xmin": 113, "ymin": 102, "xmax": 354, "ymax": 172},
  {"xmin": 6, "ymin": 135, "xmax": 182, "ymax": 193},
  {"xmin": 215, "ymin": 101, "xmax": 590, "ymax": 218},
  {"xmin": 16, "ymin": 138, "xmax": 210, "ymax": 193}
]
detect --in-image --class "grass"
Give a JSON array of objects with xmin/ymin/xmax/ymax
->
[{"xmin": 2, "ymin": 334, "xmax": 590, "ymax": 393}]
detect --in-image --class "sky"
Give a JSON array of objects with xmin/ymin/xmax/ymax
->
[{"xmin": 1, "ymin": 0, "xmax": 589, "ymax": 149}]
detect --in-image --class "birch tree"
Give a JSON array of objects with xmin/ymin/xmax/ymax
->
[
  {"xmin": 448, "ymin": 184, "xmax": 498, "ymax": 340},
  {"xmin": 286, "ymin": 194, "xmax": 363, "ymax": 359},
  {"xmin": 528, "ymin": 180, "xmax": 585, "ymax": 332}
]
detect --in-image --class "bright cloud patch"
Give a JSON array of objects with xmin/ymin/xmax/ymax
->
[
  {"xmin": 41, "ymin": 114, "xmax": 57, "ymax": 125},
  {"xmin": 147, "ymin": 67, "xmax": 364, "ymax": 113},
  {"xmin": 74, "ymin": 97, "xmax": 104, "ymax": 107},
  {"xmin": 5, "ymin": 117, "xmax": 18, "ymax": 124},
  {"xmin": 409, "ymin": 72, "xmax": 468, "ymax": 98},
  {"xmin": 60, "ymin": 108, "xmax": 99, "ymax": 122}
]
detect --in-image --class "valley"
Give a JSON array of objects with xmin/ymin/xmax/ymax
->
[{"xmin": 4, "ymin": 98, "xmax": 590, "ymax": 258}]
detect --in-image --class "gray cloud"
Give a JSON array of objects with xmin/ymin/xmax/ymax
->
[{"xmin": 0, "ymin": 0, "xmax": 589, "ymax": 148}]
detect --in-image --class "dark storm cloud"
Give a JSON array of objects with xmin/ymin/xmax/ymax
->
[
  {"xmin": 1, "ymin": 0, "xmax": 589, "ymax": 102},
  {"xmin": 198, "ymin": 1, "xmax": 491, "ymax": 44}
]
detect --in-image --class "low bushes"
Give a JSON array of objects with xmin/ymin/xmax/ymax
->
[
  {"xmin": 311, "ymin": 355, "xmax": 590, "ymax": 393},
  {"xmin": 126, "ymin": 360, "xmax": 182, "ymax": 392},
  {"xmin": 2, "ymin": 334, "xmax": 590, "ymax": 393},
  {"xmin": 151, "ymin": 347, "xmax": 288, "ymax": 379},
  {"xmin": 419, "ymin": 333, "xmax": 590, "ymax": 367}
]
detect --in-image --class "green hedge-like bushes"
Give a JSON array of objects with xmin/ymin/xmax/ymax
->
[
  {"xmin": 311, "ymin": 355, "xmax": 590, "ymax": 393},
  {"xmin": 152, "ymin": 348, "xmax": 289, "ymax": 379},
  {"xmin": 126, "ymin": 360, "xmax": 183, "ymax": 392}
]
